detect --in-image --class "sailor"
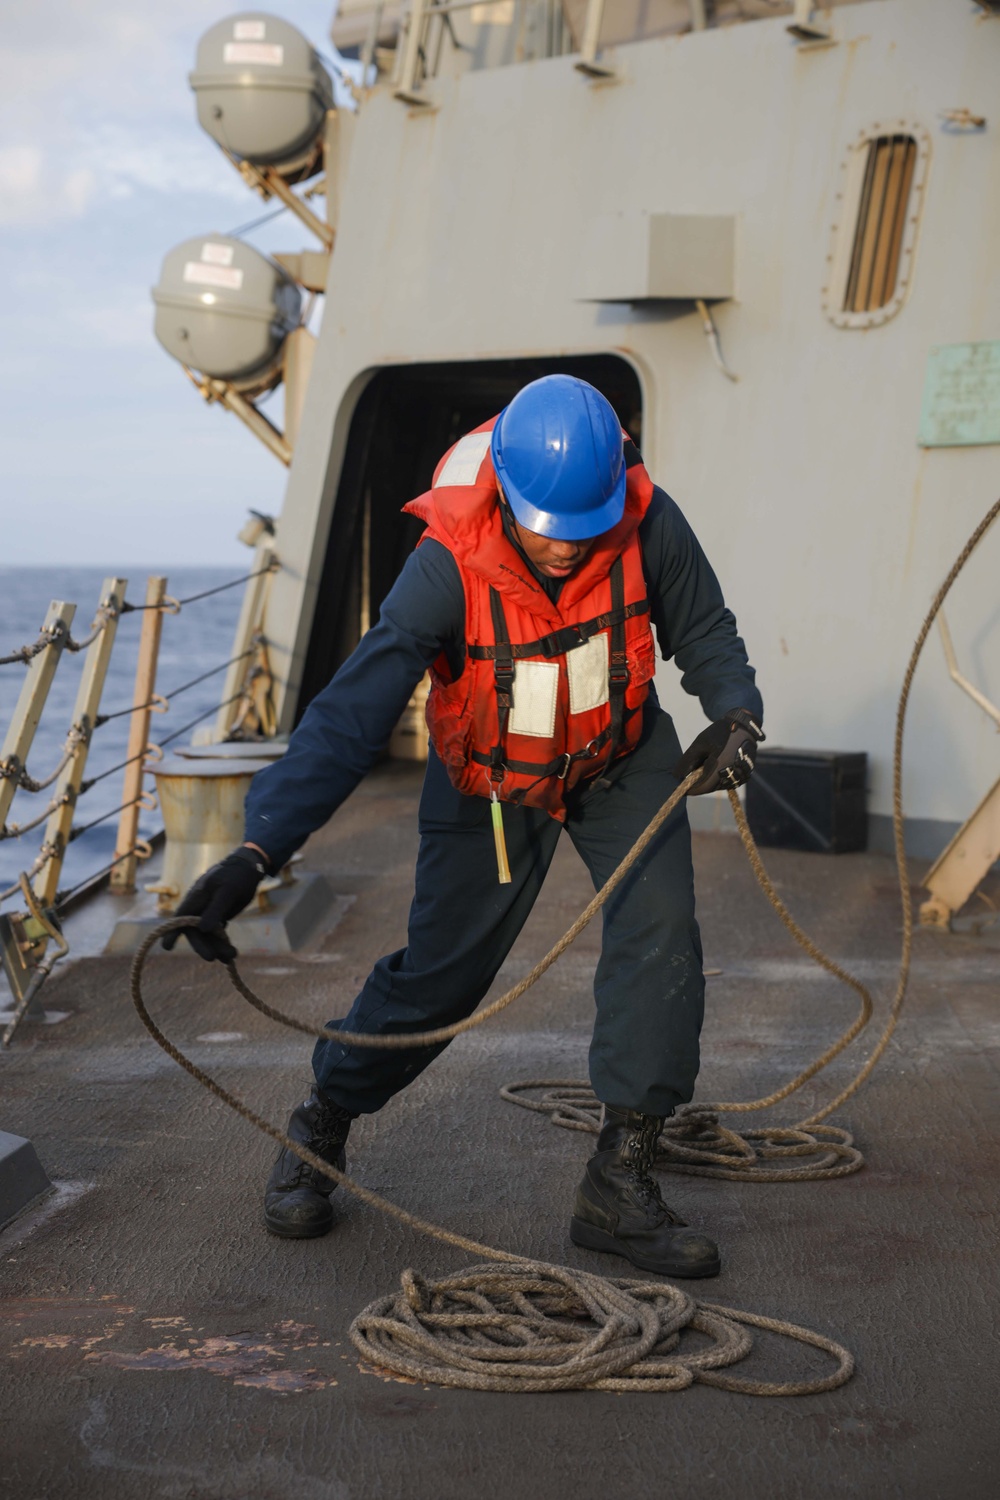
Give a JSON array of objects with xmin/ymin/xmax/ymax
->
[{"xmin": 166, "ymin": 374, "xmax": 763, "ymax": 1279}]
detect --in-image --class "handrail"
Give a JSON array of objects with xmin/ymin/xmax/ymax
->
[
  {"xmin": 937, "ymin": 610, "xmax": 1000, "ymax": 730},
  {"xmin": 0, "ymin": 601, "xmax": 76, "ymax": 829},
  {"xmin": 110, "ymin": 576, "xmax": 167, "ymax": 896},
  {"xmin": 32, "ymin": 578, "xmax": 127, "ymax": 907},
  {"xmin": 0, "ymin": 561, "xmax": 280, "ymax": 1038}
]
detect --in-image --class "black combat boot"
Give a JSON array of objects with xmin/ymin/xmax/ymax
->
[
  {"xmin": 263, "ymin": 1088, "xmax": 354, "ymax": 1239},
  {"xmin": 569, "ymin": 1106, "xmax": 721, "ymax": 1278}
]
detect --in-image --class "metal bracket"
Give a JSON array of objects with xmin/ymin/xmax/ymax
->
[
  {"xmin": 574, "ymin": 0, "xmax": 615, "ymax": 79},
  {"xmin": 1, "ymin": 875, "xmax": 69, "ymax": 1047},
  {"xmin": 394, "ymin": 0, "xmax": 434, "ymax": 106},
  {"xmin": 186, "ymin": 372, "xmax": 292, "ymax": 467},
  {"xmin": 787, "ymin": 0, "xmax": 834, "ymax": 45},
  {"xmin": 918, "ymin": 611, "xmax": 1000, "ymax": 930},
  {"xmin": 231, "ymin": 157, "xmax": 334, "ymax": 250}
]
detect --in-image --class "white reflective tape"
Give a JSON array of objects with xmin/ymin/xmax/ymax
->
[
  {"xmin": 200, "ymin": 242, "xmax": 234, "ymax": 267},
  {"xmin": 223, "ymin": 41, "xmax": 284, "ymax": 65},
  {"xmin": 566, "ymin": 633, "xmax": 609, "ymax": 715},
  {"xmin": 436, "ymin": 431, "xmax": 492, "ymax": 489},
  {"xmin": 233, "ymin": 20, "xmax": 266, "ymax": 40},
  {"xmin": 509, "ymin": 661, "xmax": 559, "ymax": 739},
  {"xmin": 182, "ymin": 262, "xmax": 244, "ymax": 290}
]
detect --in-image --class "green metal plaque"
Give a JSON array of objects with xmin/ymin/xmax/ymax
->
[{"xmin": 919, "ymin": 342, "xmax": 1000, "ymax": 448}]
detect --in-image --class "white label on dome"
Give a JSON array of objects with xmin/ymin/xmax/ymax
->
[
  {"xmin": 233, "ymin": 20, "xmax": 266, "ymax": 40},
  {"xmin": 435, "ymin": 430, "xmax": 492, "ymax": 488},
  {"xmin": 183, "ymin": 262, "xmax": 244, "ymax": 290},
  {"xmin": 200, "ymin": 242, "xmax": 234, "ymax": 267},
  {"xmin": 223, "ymin": 41, "xmax": 284, "ymax": 66}
]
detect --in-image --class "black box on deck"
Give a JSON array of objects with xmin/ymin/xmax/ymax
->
[{"xmin": 745, "ymin": 748, "xmax": 868, "ymax": 854}]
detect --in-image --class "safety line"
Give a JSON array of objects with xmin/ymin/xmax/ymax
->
[{"xmin": 119, "ymin": 564, "xmax": 277, "ymax": 613}]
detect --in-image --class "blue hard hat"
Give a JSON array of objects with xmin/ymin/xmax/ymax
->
[{"xmin": 490, "ymin": 375, "xmax": 626, "ymax": 541}]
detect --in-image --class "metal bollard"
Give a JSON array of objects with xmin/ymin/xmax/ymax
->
[{"xmin": 147, "ymin": 757, "xmax": 264, "ymax": 913}]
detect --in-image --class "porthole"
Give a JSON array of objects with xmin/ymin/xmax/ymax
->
[{"xmin": 823, "ymin": 123, "xmax": 930, "ymax": 330}]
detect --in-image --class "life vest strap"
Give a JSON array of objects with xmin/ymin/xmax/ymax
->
[
  {"xmin": 471, "ymin": 724, "xmax": 613, "ymax": 782},
  {"xmin": 602, "ymin": 555, "xmax": 630, "ymax": 777},
  {"xmin": 488, "ymin": 587, "xmax": 514, "ymax": 784},
  {"xmin": 471, "ymin": 697, "xmax": 642, "ymax": 790},
  {"xmin": 483, "ymin": 556, "xmax": 636, "ymax": 794},
  {"xmin": 467, "ymin": 599, "xmax": 649, "ymax": 662}
]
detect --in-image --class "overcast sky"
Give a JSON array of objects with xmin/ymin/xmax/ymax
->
[{"xmin": 0, "ymin": 1, "xmax": 341, "ymax": 567}]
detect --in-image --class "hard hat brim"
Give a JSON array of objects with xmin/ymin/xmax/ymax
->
[{"xmin": 497, "ymin": 469, "xmax": 627, "ymax": 541}]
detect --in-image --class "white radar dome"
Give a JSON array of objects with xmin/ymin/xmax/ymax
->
[
  {"xmin": 190, "ymin": 13, "xmax": 334, "ymax": 180},
  {"xmin": 152, "ymin": 235, "xmax": 302, "ymax": 388}
]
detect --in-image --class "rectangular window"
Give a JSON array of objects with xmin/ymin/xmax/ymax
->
[{"xmin": 843, "ymin": 135, "xmax": 918, "ymax": 314}]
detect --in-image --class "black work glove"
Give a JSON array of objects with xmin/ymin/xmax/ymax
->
[
  {"xmin": 675, "ymin": 709, "xmax": 765, "ymax": 796},
  {"xmin": 161, "ymin": 846, "xmax": 269, "ymax": 962}
]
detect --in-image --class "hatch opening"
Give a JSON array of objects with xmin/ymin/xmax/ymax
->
[{"xmin": 297, "ymin": 354, "xmax": 643, "ymax": 726}]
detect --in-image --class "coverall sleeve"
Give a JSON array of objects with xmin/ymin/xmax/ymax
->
[
  {"xmin": 243, "ymin": 539, "xmax": 463, "ymax": 869},
  {"xmin": 639, "ymin": 487, "xmax": 763, "ymax": 725}
]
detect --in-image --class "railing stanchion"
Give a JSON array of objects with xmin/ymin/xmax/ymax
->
[
  {"xmin": 33, "ymin": 578, "xmax": 127, "ymax": 908},
  {"xmin": 215, "ymin": 544, "xmax": 276, "ymax": 742},
  {"xmin": 110, "ymin": 576, "xmax": 166, "ymax": 895},
  {"xmin": 0, "ymin": 601, "xmax": 76, "ymax": 833}
]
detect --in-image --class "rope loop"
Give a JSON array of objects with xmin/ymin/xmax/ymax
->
[
  {"xmin": 350, "ymin": 1261, "xmax": 852, "ymax": 1395},
  {"xmin": 499, "ymin": 1082, "xmax": 864, "ymax": 1182}
]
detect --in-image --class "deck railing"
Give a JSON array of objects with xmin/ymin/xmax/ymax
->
[{"xmin": 0, "ymin": 559, "xmax": 278, "ymax": 1045}]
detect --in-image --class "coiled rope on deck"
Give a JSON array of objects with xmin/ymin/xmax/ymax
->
[
  {"xmin": 500, "ymin": 1085, "xmax": 863, "ymax": 1183},
  {"xmin": 128, "ymin": 495, "xmax": 1000, "ymax": 1395},
  {"xmin": 130, "ymin": 912, "xmax": 853, "ymax": 1396}
]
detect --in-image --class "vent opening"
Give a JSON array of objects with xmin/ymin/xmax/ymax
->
[
  {"xmin": 823, "ymin": 123, "xmax": 928, "ymax": 331},
  {"xmin": 843, "ymin": 134, "xmax": 918, "ymax": 314}
]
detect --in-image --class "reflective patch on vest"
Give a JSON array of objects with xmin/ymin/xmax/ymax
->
[
  {"xmin": 436, "ymin": 431, "xmax": 492, "ymax": 489},
  {"xmin": 510, "ymin": 661, "xmax": 559, "ymax": 738},
  {"xmin": 566, "ymin": 633, "xmax": 609, "ymax": 715}
]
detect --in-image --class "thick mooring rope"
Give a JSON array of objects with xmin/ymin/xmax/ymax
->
[
  {"xmin": 351, "ymin": 1263, "xmax": 852, "ymax": 1395},
  {"xmin": 500, "ymin": 1085, "xmax": 863, "ymax": 1183},
  {"xmin": 130, "ymin": 915, "xmax": 854, "ymax": 1396},
  {"xmin": 128, "ymin": 495, "xmax": 1000, "ymax": 1396}
]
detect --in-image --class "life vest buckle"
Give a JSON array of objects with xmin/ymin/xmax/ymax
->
[
  {"xmin": 538, "ymin": 623, "xmax": 588, "ymax": 658},
  {"xmin": 557, "ymin": 753, "xmax": 573, "ymax": 780},
  {"xmin": 608, "ymin": 654, "xmax": 630, "ymax": 690}
]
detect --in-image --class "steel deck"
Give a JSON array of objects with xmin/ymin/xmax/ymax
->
[{"xmin": 2, "ymin": 762, "xmax": 998, "ymax": 1499}]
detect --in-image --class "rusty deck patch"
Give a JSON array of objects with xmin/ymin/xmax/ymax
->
[{"xmin": 8, "ymin": 1299, "xmax": 338, "ymax": 1394}]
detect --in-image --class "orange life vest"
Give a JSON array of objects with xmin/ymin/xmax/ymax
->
[{"xmin": 403, "ymin": 416, "xmax": 657, "ymax": 820}]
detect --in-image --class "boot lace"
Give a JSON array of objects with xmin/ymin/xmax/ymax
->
[
  {"xmin": 620, "ymin": 1117, "xmax": 683, "ymax": 1225},
  {"xmin": 286, "ymin": 1103, "xmax": 351, "ymax": 1190}
]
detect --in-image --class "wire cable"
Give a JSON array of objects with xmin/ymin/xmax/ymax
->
[
  {"xmin": 120, "ymin": 564, "xmax": 276, "ymax": 614},
  {"xmin": 95, "ymin": 649, "xmax": 253, "ymax": 727},
  {"xmin": 224, "ymin": 205, "xmax": 290, "ymax": 238}
]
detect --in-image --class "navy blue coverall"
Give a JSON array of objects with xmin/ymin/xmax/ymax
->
[{"xmin": 244, "ymin": 487, "xmax": 762, "ymax": 1120}]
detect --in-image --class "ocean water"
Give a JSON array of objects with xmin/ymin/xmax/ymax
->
[{"xmin": 0, "ymin": 566, "xmax": 243, "ymax": 900}]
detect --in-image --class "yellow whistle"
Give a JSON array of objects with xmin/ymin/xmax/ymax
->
[{"xmin": 490, "ymin": 791, "xmax": 512, "ymax": 885}]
